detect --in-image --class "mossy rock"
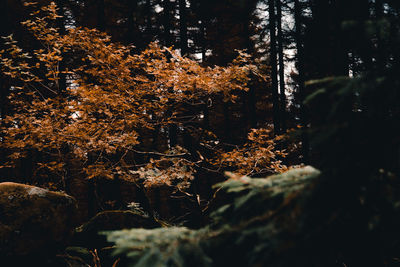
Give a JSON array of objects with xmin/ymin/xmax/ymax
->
[{"xmin": 0, "ymin": 182, "xmax": 78, "ymax": 257}]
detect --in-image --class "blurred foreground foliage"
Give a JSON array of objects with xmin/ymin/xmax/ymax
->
[
  {"xmin": 105, "ymin": 167, "xmax": 321, "ymax": 267},
  {"xmin": 305, "ymin": 66, "xmax": 399, "ymax": 176},
  {"xmin": 105, "ymin": 164, "xmax": 400, "ymax": 266}
]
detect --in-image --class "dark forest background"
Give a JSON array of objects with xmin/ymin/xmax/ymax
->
[
  {"xmin": 0, "ymin": 0, "xmax": 400, "ymax": 266},
  {"xmin": 1, "ymin": 0, "xmax": 399, "ymax": 161},
  {"xmin": 1, "ymin": 0, "xmax": 399, "ymax": 217}
]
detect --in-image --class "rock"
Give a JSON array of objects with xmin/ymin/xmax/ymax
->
[
  {"xmin": 73, "ymin": 210, "xmax": 161, "ymax": 249},
  {"xmin": 0, "ymin": 182, "xmax": 78, "ymax": 256}
]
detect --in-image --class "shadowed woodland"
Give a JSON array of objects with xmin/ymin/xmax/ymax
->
[{"xmin": 0, "ymin": 0, "xmax": 399, "ymax": 266}]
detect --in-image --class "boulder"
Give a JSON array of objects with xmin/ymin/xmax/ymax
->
[{"xmin": 0, "ymin": 182, "xmax": 78, "ymax": 256}]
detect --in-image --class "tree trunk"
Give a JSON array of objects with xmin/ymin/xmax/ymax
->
[
  {"xmin": 294, "ymin": 0, "xmax": 309, "ymax": 163},
  {"xmin": 223, "ymin": 101, "xmax": 231, "ymax": 143},
  {"xmin": 268, "ymin": 0, "xmax": 281, "ymax": 134},
  {"xmin": 202, "ymin": 102, "xmax": 210, "ymax": 130},
  {"xmin": 197, "ymin": 2, "xmax": 207, "ymax": 62},
  {"xmin": 169, "ymin": 124, "xmax": 178, "ymax": 147},
  {"xmin": 145, "ymin": 0, "xmax": 152, "ymax": 38},
  {"xmin": 200, "ymin": 21, "xmax": 206, "ymax": 62},
  {"xmin": 56, "ymin": 0, "xmax": 67, "ymax": 96},
  {"xmin": 163, "ymin": 0, "xmax": 173, "ymax": 47},
  {"xmin": 276, "ymin": 0, "xmax": 286, "ymax": 131},
  {"xmin": 179, "ymin": 0, "xmax": 188, "ymax": 56},
  {"xmin": 126, "ymin": 0, "xmax": 138, "ymax": 44},
  {"xmin": 0, "ymin": 76, "xmax": 9, "ymax": 122},
  {"xmin": 249, "ymin": 85, "xmax": 257, "ymax": 128},
  {"xmin": 97, "ymin": 0, "xmax": 106, "ymax": 32},
  {"xmin": 375, "ymin": 0, "xmax": 385, "ymax": 71}
]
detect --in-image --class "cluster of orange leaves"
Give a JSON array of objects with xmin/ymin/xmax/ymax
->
[
  {"xmin": 216, "ymin": 128, "xmax": 288, "ymax": 176},
  {"xmin": 0, "ymin": 2, "xmax": 286, "ymax": 189}
]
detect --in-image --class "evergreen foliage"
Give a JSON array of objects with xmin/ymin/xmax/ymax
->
[
  {"xmin": 305, "ymin": 69, "xmax": 399, "ymax": 174},
  {"xmin": 105, "ymin": 167, "xmax": 321, "ymax": 266}
]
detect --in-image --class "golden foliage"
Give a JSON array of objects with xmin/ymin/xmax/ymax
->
[
  {"xmin": 216, "ymin": 128, "xmax": 288, "ymax": 176},
  {"xmin": 0, "ymin": 2, "xmax": 282, "ymax": 189}
]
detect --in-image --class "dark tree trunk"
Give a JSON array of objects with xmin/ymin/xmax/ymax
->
[
  {"xmin": 163, "ymin": 0, "xmax": 173, "ymax": 47},
  {"xmin": 268, "ymin": 0, "xmax": 281, "ymax": 134},
  {"xmin": 200, "ymin": 20, "xmax": 206, "ymax": 62},
  {"xmin": 249, "ymin": 85, "xmax": 257, "ymax": 128},
  {"xmin": 145, "ymin": 0, "xmax": 152, "ymax": 38},
  {"xmin": 151, "ymin": 125, "xmax": 160, "ymax": 150},
  {"xmin": 202, "ymin": 102, "xmax": 210, "ymax": 130},
  {"xmin": 375, "ymin": 0, "xmax": 385, "ymax": 71},
  {"xmin": 179, "ymin": 0, "xmax": 188, "ymax": 55},
  {"xmin": 197, "ymin": 2, "xmax": 208, "ymax": 62},
  {"xmin": 167, "ymin": 98, "xmax": 178, "ymax": 147},
  {"xmin": 223, "ymin": 101, "xmax": 231, "ymax": 143},
  {"xmin": 331, "ymin": 1, "xmax": 349, "ymax": 76},
  {"xmin": 0, "ymin": 0, "xmax": 10, "ymax": 120},
  {"xmin": 0, "ymin": 77, "xmax": 9, "ymax": 120},
  {"xmin": 126, "ymin": 0, "xmax": 138, "ymax": 44},
  {"xmin": 276, "ymin": 0, "xmax": 286, "ymax": 131},
  {"xmin": 169, "ymin": 124, "xmax": 178, "ymax": 147},
  {"xmin": 97, "ymin": 0, "xmax": 106, "ymax": 32},
  {"xmin": 56, "ymin": 0, "xmax": 66, "ymax": 97},
  {"xmin": 294, "ymin": 0, "xmax": 309, "ymax": 163}
]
